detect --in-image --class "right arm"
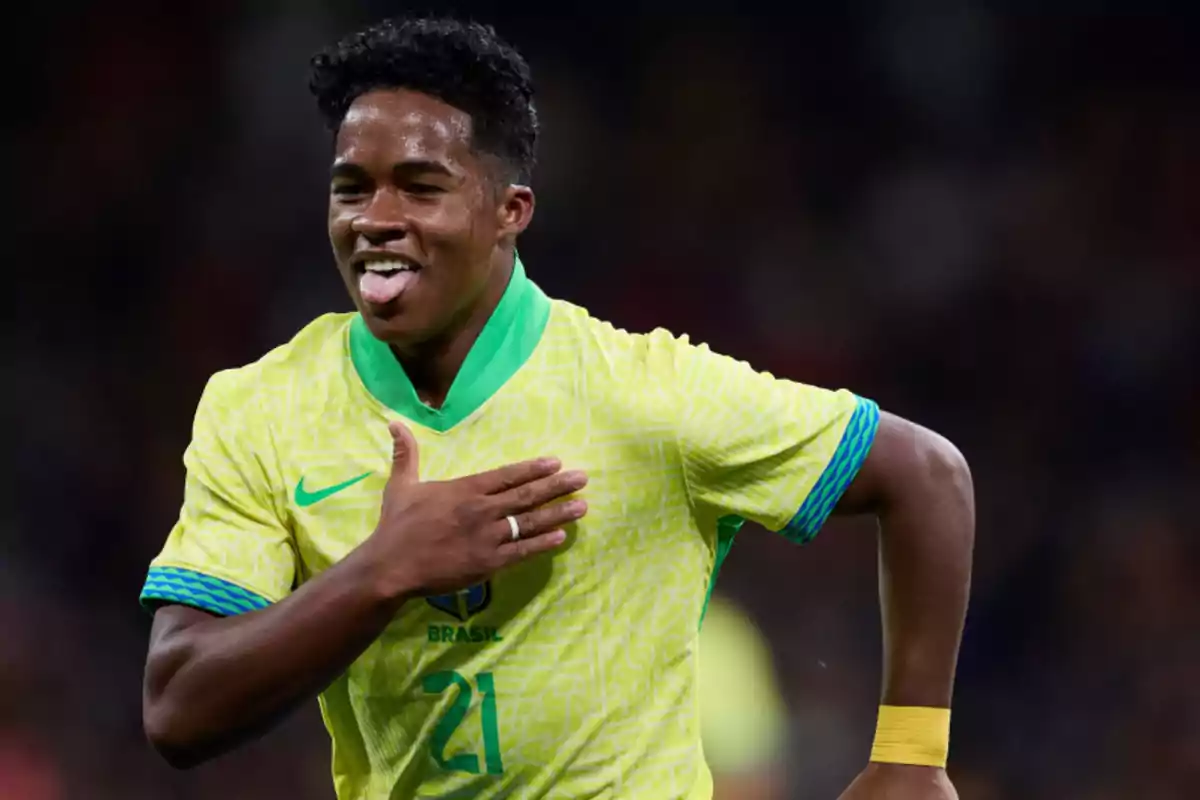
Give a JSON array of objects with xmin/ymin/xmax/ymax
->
[
  {"xmin": 143, "ymin": 543, "xmax": 405, "ymax": 768},
  {"xmin": 143, "ymin": 420, "xmax": 587, "ymax": 768}
]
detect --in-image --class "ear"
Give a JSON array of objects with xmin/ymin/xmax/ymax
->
[{"xmin": 496, "ymin": 184, "xmax": 535, "ymax": 240}]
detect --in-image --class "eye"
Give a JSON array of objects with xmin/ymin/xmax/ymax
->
[
  {"xmin": 408, "ymin": 183, "xmax": 445, "ymax": 196},
  {"xmin": 331, "ymin": 181, "xmax": 368, "ymax": 198}
]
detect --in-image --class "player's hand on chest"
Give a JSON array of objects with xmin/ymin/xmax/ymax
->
[{"xmin": 293, "ymin": 420, "xmax": 589, "ymax": 601}]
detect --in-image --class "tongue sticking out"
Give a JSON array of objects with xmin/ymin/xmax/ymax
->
[{"xmin": 359, "ymin": 270, "xmax": 418, "ymax": 305}]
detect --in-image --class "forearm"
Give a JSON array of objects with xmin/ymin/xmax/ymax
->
[
  {"xmin": 143, "ymin": 542, "xmax": 404, "ymax": 767},
  {"xmin": 875, "ymin": 425, "xmax": 974, "ymax": 708}
]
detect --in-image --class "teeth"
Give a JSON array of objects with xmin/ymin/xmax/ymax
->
[{"xmin": 363, "ymin": 259, "xmax": 416, "ymax": 274}]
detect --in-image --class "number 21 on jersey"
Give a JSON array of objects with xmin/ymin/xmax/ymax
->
[{"xmin": 423, "ymin": 670, "xmax": 504, "ymax": 775}]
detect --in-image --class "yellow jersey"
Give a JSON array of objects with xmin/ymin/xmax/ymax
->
[{"xmin": 140, "ymin": 257, "xmax": 878, "ymax": 799}]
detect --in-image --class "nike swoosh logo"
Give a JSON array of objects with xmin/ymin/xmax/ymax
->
[{"xmin": 294, "ymin": 472, "xmax": 372, "ymax": 507}]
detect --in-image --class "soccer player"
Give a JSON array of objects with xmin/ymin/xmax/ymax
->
[{"xmin": 139, "ymin": 16, "xmax": 974, "ymax": 800}]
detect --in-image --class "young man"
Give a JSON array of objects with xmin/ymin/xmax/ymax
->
[{"xmin": 140, "ymin": 16, "xmax": 973, "ymax": 800}]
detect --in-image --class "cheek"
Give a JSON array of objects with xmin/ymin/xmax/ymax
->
[
  {"xmin": 411, "ymin": 202, "xmax": 467, "ymax": 237},
  {"xmin": 422, "ymin": 187, "xmax": 491, "ymax": 236},
  {"xmin": 327, "ymin": 206, "xmax": 355, "ymax": 252}
]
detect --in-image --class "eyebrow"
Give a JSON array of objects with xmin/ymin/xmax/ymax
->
[{"xmin": 330, "ymin": 159, "xmax": 457, "ymax": 180}]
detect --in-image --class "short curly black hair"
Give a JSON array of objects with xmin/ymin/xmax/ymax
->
[{"xmin": 309, "ymin": 16, "xmax": 538, "ymax": 183}]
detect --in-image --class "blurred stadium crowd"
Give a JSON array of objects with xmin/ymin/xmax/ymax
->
[{"xmin": 7, "ymin": 2, "xmax": 1197, "ymax": 798}]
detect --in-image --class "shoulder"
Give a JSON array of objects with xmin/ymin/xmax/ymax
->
[
  {"xmin": 543, "ymin": 297, "xmax": 701, "ymax": 382},
  {"xmin": 198, "ymin": 312, "xmax": 356, "ymax": 416}
]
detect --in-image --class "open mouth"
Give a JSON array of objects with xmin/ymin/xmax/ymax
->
[{"xmin": 356, "ymin": 258, "xmax": 422, "ymax": 305}]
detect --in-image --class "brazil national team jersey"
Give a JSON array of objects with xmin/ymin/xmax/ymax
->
[{"xmin": 139, "ymin": 258, "xmax": 879, "ymax": 800}]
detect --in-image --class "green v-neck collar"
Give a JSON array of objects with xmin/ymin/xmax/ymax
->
[{"xmin": 349, "ymin": 256, "xmax": 551, "ymax": 432}]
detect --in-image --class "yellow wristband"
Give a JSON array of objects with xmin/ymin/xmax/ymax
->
[{"xmin": 869, "ymin": 705, "xmax": 951, "ymax": 768}]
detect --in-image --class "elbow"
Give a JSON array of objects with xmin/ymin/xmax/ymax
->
[
  {"xmin": 142, "ymin": 606, "xmax": 224, "ymax": 769},
  {"xmin": 913, "ymin": 426, "xmax": 975, "ymax": 543},
  {"xmin": 143, "ymin": 698, "xmax": 210, "ymax": 770},
  {"xmin": 921, "ymin": 428, "xmax": 973, "ymax": 502}
]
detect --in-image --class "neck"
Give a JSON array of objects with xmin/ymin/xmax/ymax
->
[{"xmin": 392, "ymin": 253, "xmax": 514, "ymax": 408}]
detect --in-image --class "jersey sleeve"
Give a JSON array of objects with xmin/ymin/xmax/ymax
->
[
  {"xmin": 139, "ymin": 369, "xmax": 296, "ymax": 616},
  {"xmin": 661, "ymin": 332, "xmax": 880, "ymax": 543}
]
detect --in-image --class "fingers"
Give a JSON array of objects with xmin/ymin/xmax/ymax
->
[
  {"xmin": 470, "ymin": 457, "xmax": 564, "ymax": 494},
  {"xmin": 495, "ymin": 498, "xmax": 588, "ymax": 545},
  {"xmin": 490, "ymin": 470, "xmax": 589, "ymax": 516},
  {"xmin": 495, "ymin": 529, "xmax": 568, "ymax": 566},
  {"xmin": 388, "ymin": 421, "xmax": 420, "ymax": 486}
]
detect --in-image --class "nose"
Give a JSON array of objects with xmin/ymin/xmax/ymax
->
[{"xmin": 350, "ymin": 190, "xmax": 408, "ymax": 244}]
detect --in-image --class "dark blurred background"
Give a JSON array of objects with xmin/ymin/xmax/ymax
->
[{"xmin": 7, "ymin": 1, "xmax": 1198, "ymax": 798}]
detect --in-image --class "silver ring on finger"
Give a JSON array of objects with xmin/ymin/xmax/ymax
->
[{"xmin": 506, "ymin": 514, "xmax": 520, "ymax": 541}]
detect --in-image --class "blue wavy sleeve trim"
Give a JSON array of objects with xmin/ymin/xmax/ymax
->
[
  {"xmin": 139, "ymin": 566, "xmax": 272, "ymax": 617},
  {"xmin": 783, "ymin": 396, "xmax": 880, "ymax": 544}
]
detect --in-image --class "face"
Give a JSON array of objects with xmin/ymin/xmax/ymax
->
[{"xmin": 328, "ymin": 88, "xmax": 534, "ymax": 349}]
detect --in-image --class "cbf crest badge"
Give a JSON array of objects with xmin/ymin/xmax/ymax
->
[{"xmin": 426, "ymin": 582, "xmax": 492, "ymax": 621}]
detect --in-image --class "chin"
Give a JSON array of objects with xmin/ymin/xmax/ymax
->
[{"xmin": 358, "ymin": 301, "xmax": 436, "ymax": 346}]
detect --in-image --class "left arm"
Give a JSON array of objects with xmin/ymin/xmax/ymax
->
[
  {"xmin": 834, "ymin": 411, "xmax": 975, "ymax": 799},
  {"xmin": 656, "ymin": 334, "xmax": 973, "ymax": 798}
]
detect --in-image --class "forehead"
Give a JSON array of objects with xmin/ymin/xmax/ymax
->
[{"xmin": 334, "ymin": 88, "xmax": 475, "ymax": 167}]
